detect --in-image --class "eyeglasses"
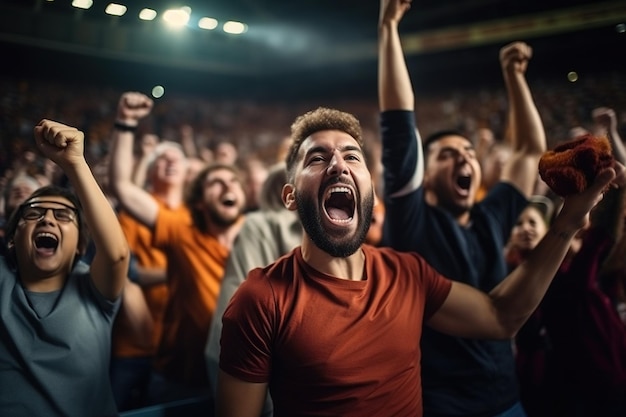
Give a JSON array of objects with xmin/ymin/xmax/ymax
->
[{"xmin": 20, "ymin": 202, "xmax": 78, "ymax": 223}]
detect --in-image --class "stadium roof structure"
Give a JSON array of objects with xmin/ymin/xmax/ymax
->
[{"xmin": 1, "ymin": 0, "xmax": 624, "ymax": 97}]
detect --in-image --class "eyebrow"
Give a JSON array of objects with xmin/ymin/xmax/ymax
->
[{"xmin": 304, "ymin": 144, "xmax": 363, "ymax": 160}]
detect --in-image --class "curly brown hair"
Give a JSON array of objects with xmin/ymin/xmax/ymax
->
[{"xmin": 285, "ymin": 107, "xmax": 363, "ymax": 181}]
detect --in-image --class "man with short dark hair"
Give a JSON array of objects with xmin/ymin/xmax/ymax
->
[{"xmin": 215, "ymin": 107, "xmax": 622, "ymax": 417}]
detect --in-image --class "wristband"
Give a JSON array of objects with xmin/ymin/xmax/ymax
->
[{"xmin": 113, "ymin": 121, "xmax": 138, "ymax": 132}]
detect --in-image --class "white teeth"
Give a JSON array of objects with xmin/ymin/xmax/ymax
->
[
  {"xmin": 326, "ymin": 186, "xmax": 353, "ymax": 200},
  {"xmin": 330, "ymin": 186, "xmax": 351, "ymax": 194},
  {"xmin": 35, "ymin": 232, "xmax": 57, "ymax": 241},
  {"xmin": 331, "ymin": 218, "xmax": 352, "ymax": 224}
]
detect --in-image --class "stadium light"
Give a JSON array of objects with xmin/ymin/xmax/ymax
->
[
  {"xmin": 198, "ymin": 17, "xmax": 218, "ymax": 30},
  {"xmin": 105, "ymin": 3, "xmax": 127, "ymax": 16},
  {"xmin": 163, "ymin": 8, "xmax": 190, "ymax": 28},
  {"xmin": 72, "ymin": 0, "xmax": 93, "ymax": 10},
  {"xmin": 139, "ymin": 8, "xmax": 157, "ymax": 21},
  {"xmin": 223, "ymin": 21, "xmax": 247, "ymax": 35}
]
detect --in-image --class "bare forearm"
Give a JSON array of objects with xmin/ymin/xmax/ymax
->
[
  {"xmin": 110, "ymin": 130, "xmax": 138, "ymax": 195},
  {"xmin": 65, "ymin": 160, "xmax": 129, "ymax": 298},
  {"xmin": 132, "ymin": 154, "xmax": 151, "ymax": 188},
  {"xmin": 609, "ymin": 127, "xmax": 626, "ymax": 165},
  {"xmin": 181, "ymin": 133, "xmax": 198, "ymax": 158},
  {"xmin": 503, "ymin": 71, "xmax": 546, "ymax": 155},
  {"xmin": 109, "ymin": 130, "xmax": 158, "ymax": 227},
  {"xmin": 136, "ymin": 266, "xmax": 168, "ymax": 286},
  {"xmin": 489, "ymin": 215, "xmax": 578, "ymax": 334},
  {"xmin": 378, "ymin": 21, "xmax": 414, "ymax": 111},
  {"xmin": 66, "ymin": 160, "xmax": 128, "ymax": 261}
]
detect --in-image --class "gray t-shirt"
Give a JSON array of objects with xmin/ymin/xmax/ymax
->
[{"xmin": 0, "ymin": 257, "xmax": 120, "ymax": 417}]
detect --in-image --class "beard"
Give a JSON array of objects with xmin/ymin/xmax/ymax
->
[
  {"xmin": 206, "ymin": 205, "xmax": 241, "ymax": 228},
  {"xmin": 295, "ymin": 187, "xmax": 374, "ymax": 258}
]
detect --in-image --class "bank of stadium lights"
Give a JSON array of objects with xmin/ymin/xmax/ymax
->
[{"xmin": 67, "ymin": 1, "xmax": 246, "ymax": 35}]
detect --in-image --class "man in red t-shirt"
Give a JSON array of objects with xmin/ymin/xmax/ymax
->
[{"xmin": 217, "ymin": 107, "xmax": 624, "ymax": 417}]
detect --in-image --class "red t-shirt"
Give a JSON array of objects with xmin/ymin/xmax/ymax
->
[{"xmin": 221, "ymin": 244, "xmax": 452, "ymax": 417}]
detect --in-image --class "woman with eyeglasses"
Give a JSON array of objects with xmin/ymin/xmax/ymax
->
[{"xmin": 0, "ymin": 120, "xmax": 130, "ymax": 417}]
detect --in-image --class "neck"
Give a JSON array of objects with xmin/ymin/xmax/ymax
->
[
  {"xmin": 455, "ymin": 211, "xmax": 471, "ymax": 226},
  {"xmin": 300, "ymin": 237, "xmax": 365, "ymax": 281},
  {"xmin": 424, "ymin": 191, "xmax": 471, "ymax": 226},
  {"xmin": 18, "ymin": 266, "xmax": 69, "ymax": 292},
  {"xmin": 152, "ymin": 184, "xmax": 183, "ymax": 209},
  {"xmin": 205, "ymin": 217, "xmax": 244, "ymax": 250}
]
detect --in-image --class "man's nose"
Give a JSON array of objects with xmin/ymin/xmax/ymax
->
[
  {"xmin": 457, "ymin": 150, "xmax": 470, "ymax": 162},
  {"xmin": 521, "ymin": 222, "xmax": 533, "ymax": 232},
  {"xmin": 40, "ymin": 208, "xmax": 57, "ymax": 223},
  {"xmin": 327, "ymin": 153, "xmax": 348, "ymax": 176}
]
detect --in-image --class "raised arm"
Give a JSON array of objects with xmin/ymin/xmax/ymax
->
[
  {"xmin": 589, "ymin": 182, "xmax": 626, "ymax": 243},
  {"xmin": 132, "ymin": 133, "xmax": 159, "ymax": 187},
  {"xmin": 592, "ymin": 107, "xmax": 626, "ymax": 164},
  {"xmin": 499, "ymin": 41, "xmax": 546, "ymax": 197},
  {"xmin": 33, "ymin": 120, "xmax": 129, "ymax": 300},
  {"xmin": 378, "ymin": 0, "xmax": 424, "ymax": 198},
  {"xmin": 378, "ymin": 0, "xmax": 414, "ymax": 111},
  {"xmin": 108, "ymin": 92, "xmax": 159, "ymax": 228},
  {"xmin": 180, "ymin": 124, "xmax": 198, "ymax": 159},
  {"xmin": 428, "ymin": 163, "xmax": 626, "ymax": 338}
]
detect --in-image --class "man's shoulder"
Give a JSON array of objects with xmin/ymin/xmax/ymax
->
[
  {"xmin": 261, "ymin": 247, "xmax": 299, "ymax": 275},
  {"xmin": 363, "ymin": 244, "xmax": 424, "ymax": 265},
  {"xmin": 475, "ymin": 182, "xmax": 528, "ymax": 218}
]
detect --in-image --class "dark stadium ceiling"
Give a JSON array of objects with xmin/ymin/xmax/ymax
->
[{"xmin": 0, "ymin": 0, "xmax": 625, "ymax": 97}]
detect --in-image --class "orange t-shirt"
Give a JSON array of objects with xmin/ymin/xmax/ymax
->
[
  {"xmin": 153, "ymin": 206, "xmax": 238, "ymax": 386},
  {"xmin": 112, "ymin": 203, "xmax": 188, "ymax": 358}
]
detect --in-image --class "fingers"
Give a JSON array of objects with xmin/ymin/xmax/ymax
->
[
  {"xmin": 122, "ymin": 92, "xmax": 153, "ymax": 111},
  {"xmin": 560, "ymin": 167, "xmax": 614, "ymax": 224},
  {"xmin": 500, "ymin": 41, "xmax": 532, "ymax": 66},
  {"xmin": 380, "ymin": 0, "xmax": 412, "ymax": 23},
  {"xmin": 611, "ymin": 162, "xmax": 626, "ymax": 188},
  {"xmin": 591, "ymin": 107, "xmax": 616, "ymax": 125},
  {"xmin": 34, "ymin": 119, "xmax": 83, "ymax": 149},
  {"xmin": 117, "ymin": 92, "xmax": 154, "ymax": 122},
  {"xmin": 591, "ymin": 167, "xmax": 617, "ymax": 193}
]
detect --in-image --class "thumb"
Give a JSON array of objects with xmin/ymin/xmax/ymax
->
[{"xmin": 589, "ymin": 167, "xmax": 616, "ymax": 194}]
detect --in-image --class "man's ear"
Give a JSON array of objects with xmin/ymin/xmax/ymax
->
[
  {"xmin": 7, "ymin": 240, "xmax": 14, "ymax": 250},
  {"xmin": 372, "ymin": 182, "xmax": 380, "ymax": 207},
  {"xmin": 282, "ymin": 184, "xmax": 297, "ymax": 211}
]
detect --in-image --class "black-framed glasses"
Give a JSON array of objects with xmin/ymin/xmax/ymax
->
[{"xmin": 20, "ymin": 201, "xmax": 78, "ymax": 223}]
